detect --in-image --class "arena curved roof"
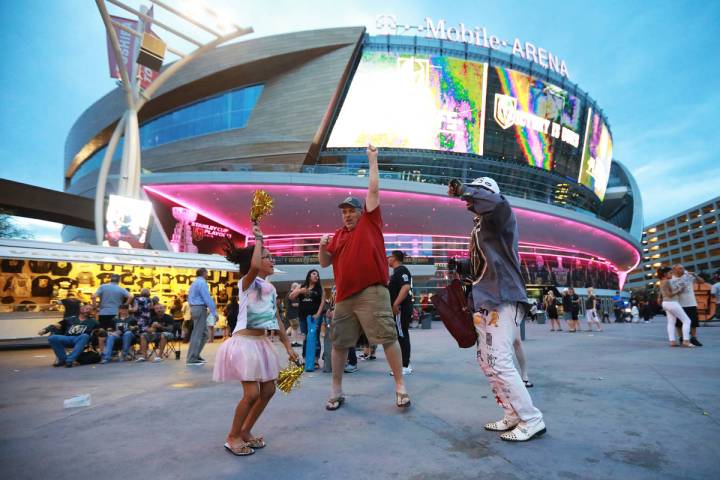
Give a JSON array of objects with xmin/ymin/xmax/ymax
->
[{"xmin": 63, "ymin": 26, "xmax": 642, "ymax": 271}]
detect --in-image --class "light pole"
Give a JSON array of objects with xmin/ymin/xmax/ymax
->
[{"xmin": 93, "ymin": 0, "xmax": 253, "ymax": 245}]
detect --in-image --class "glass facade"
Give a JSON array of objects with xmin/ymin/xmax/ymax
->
[{"xmin": 70, "ymin": 84, "xmax": 264, "ymax": 184}]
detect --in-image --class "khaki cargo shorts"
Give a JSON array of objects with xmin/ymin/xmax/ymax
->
[{"xmin": 331, "ymin": 285, "xmax": 397, "ymax": 348}]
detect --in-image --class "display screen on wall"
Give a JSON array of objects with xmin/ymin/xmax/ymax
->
[
  {"xmin": 104, "ymin": 195, "xmax": 152, "ymax": 248},
  {"xmin": 484, "ymin": 67, "xmax": 583, "ymax": 176},
  {"xmin": 146, "ymin": 192, "xmax": 245, "ymax": 256},
  {"xmin": 327, "ymin": 51, "xmax": 488, "ymax": 155},
  {"xmin": 578, "ymin": 108, "xmax": 613, "ymax": 200}
]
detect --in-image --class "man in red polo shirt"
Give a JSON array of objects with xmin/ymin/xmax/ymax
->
[{"xmin": 319, "ymin": 145, "xmax": 410, "ymax": 411}]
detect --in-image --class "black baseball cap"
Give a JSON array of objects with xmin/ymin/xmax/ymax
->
[{"xmin": 338, "ymin": 196, "xmax": 363, "ymax": 209}]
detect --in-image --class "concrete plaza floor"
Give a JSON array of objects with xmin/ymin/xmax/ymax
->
[{"xmin": 1, "ymin": 319, "xmax": 719, "ymax": 480}]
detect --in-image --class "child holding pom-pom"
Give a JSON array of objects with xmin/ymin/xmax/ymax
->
[{"xmin": 213, "ymin": 224, "xmax": 298, "ymax": 456}]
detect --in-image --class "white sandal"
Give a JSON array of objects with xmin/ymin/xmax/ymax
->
[
  {"xmin": 484, "ymin": 417, "xmax": 520, "ymax": 432},
  {"xmin": 500, "ymin": 421, "xmax": 546, "ymax": 442},
  {"xmin": 224, "ymin": 442, "xmax": 255, "ymax": 456}
]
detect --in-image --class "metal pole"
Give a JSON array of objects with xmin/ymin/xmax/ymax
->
[
  {"xmin": 120, "ymin": 5, "xmax": 145, "ymax": 199},
  {"xmin": 94, "ymin": 113, "xmax": 128, "ymax": 245},
  {"xmin": 95, "ymin": 0, "xmax": 252, "ymax": 229},
  {"xmin": 119, "ymin": 109, "xmax": 140, "ymax": 197}
]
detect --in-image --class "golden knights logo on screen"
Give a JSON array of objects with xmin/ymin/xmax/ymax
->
[{"xmin": 494, "ymin": 94, "xmax": 517, "ymax": 130}]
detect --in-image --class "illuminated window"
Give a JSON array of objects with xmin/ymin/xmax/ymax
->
[
  {"xmin": 652, "ymin": 262, "xmax": 662, "ymax": 267},
  {"xmin": 650, "ymin": 245, "xmax": 659, "ymax": 251},
  {"xmin": 647, "ymin": 227, "xmax": 657, "ymax": 233},
  {"xmin": 70, "ymin": 84, "xmax": 264, "ymax": 183},
  {"xmin": 649, "ymin": 236, "xmax": 658, "ymax": 242},
  {"xmin": 651, "ymin": 254, "xmax": 661, "ymax": 259}
]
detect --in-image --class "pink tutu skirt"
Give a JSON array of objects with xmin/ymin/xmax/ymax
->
[{"xmin": 213, "ymin": 334, "xmax": 281, "ymax": 382}]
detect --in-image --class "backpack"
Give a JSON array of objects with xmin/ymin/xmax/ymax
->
[
  {"xmin": 431, "ymin": 279, "xmax": 477, "ymax": 348},
  {"xmin": 77, "ymin": 350, "xmax": 101, "ymax": 365}
]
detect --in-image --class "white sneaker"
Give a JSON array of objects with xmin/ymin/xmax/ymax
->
[
  {"xmin": 500, "ymin": 420, "xmax": 547, "ymax": 441},
  {"xmin": 135, "ymin": 357, "xmax": 146, "ymax": 363},
  {"xmin": 484, "ymin": 417, "xmax": 520, "ymax": 432},
  {"xmin": 402, "ymin": 367, "xmax": 413, "ymax": 375},
  {"xmin": 153, "ymin": 357, "xmax": 162, "ymax": 363}
]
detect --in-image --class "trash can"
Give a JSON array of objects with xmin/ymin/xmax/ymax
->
[
  {"xmin": 421, "ymin": 313, "xmax": 432, "ymax": 329},
  {"xmin": 536, "ymin": 311, "xmax": 547, "ymax": 325}
]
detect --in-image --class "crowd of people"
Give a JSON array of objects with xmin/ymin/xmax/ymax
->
[{"xmin": 39, "ymin": 269, "xmax": 231, "ymax": 367}]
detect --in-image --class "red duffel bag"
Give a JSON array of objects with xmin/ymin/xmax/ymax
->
[{"xmin": 431, "ymin": 279, "xmax": 477, "ymax": 348}]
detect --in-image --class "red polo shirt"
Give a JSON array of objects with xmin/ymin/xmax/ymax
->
[{"xmin": 327, "ymin": 206, "xmax": 389, "ymax": 303}]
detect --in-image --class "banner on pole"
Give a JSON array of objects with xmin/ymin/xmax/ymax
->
[{"xmin": 106, "ymin": 11, "xmax": 161, "ymax": 90}]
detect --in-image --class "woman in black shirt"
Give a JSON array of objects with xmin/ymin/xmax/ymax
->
[
  {"xmin": 388, "ymin": 251, "xmax": 413, "ymax": 374},
  {"xmin": 289, "ymin": 269, "xmax": 325, "ymax": 367}
]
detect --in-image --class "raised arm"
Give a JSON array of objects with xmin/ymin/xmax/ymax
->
[
  {"xmin": 241, "ymin": 224, "xmax": 265, "ymax": 292},
  {"xmin": 366, "ymin": 144, "xmax": 380, "ymax": 212},
  {"xmin": 319, "ymin": 235, "xmax": 332, "ymax": 268}
]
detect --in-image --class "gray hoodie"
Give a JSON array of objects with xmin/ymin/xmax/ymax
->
[{"xmin": 458, "ymin": 186, "xmax": 528, "ymax": 310}]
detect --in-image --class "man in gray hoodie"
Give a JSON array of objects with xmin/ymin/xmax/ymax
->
[{"xmin": 448, "ymin": 177, "xmax": 545, "ymax": 442}]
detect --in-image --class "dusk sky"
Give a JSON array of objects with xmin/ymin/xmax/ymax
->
[{"xmin": 1, "ymin": 0, "xmax": 719, "ymax": 240}]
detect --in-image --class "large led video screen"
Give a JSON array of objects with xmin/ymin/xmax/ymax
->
[
  {"xmin": 484, "ymin": 67, "xmax": 583, "ymax": 176},
  {"xmin": 103, "ymin": 195, "xmax": 152, "ymax": 248},
  {"xmin": 578, "ymin": 108, "xmax": 613, "ymax": 200},
  {"xmin": 327, "ymin": 51, "xmax": 487, "ymax": 154}
]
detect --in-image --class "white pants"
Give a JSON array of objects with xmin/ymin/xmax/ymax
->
[
  {"xmin": 662, "ymin": 301, "xmax": 691, "ymax": 342},
  {"xmin": 512, "ymin": 326, "xmax": 528, "ymax": 382},
  {"xmin": 585, "ymin": 308, "xmax": 600, "ymax": 324},
  {"xmin": 475, "ymin": 304, "xmax": 543, "ymax": 426}
]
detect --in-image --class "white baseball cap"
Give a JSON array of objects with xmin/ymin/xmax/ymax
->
[{"xmin": 469, "ymin": 177, "xmax": 500, "ymax": 194}]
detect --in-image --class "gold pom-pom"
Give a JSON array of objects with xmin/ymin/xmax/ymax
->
[
  {"xmin": 277, "ymin": 360, "xmax": 304, "ymax": 394},
  {"xmin": 250, "ymin": 190, "xmax": 274, "ymax": 223}
]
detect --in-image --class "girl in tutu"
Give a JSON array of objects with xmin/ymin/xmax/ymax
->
[{"xmin": 214, "ymin": 224, "xmax": 298, "ymax": 456}]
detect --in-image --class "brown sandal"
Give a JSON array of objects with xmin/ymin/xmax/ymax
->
[
  {"xmin": 224, "ymin": 442, "xmax": 255, "ymax": 456},
  {"xmin": 396, "ymin": 392, "xmax": 411, "ymax": 408}
]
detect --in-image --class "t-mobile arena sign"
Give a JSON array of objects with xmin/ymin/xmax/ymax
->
[{"xmin": 375, "ymin": 15, "xmax": 570, "ymax": 78}]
